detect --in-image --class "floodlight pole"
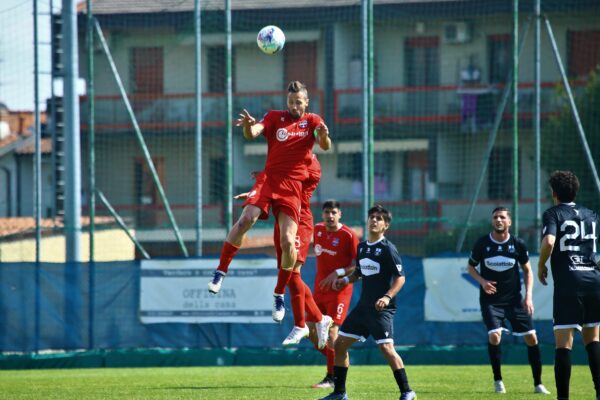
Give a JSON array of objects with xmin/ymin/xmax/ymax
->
[
  {"xmin": 63, "ymin": 0, "xmax": 83, "ymax": 262},
  {"xmin": 194, "ymin": 0, "xmax": 203, "ymax": 256},
  {"xmin": 225, "ymin": 0, "xmax": 233, "ymax": 231},
  {"xmin": 512, "ymin": 0, "xmax": 519, "ymax": 235},
  {"xmin": 361, "ymin": 0, "xmax": 374, "ymax": 228},
  {"xmin": 533, "ymin": 0, "xmax": 541, "ymax": 245}
]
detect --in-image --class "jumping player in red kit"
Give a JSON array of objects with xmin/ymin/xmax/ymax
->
[
  {"xmin": 235, "ymin": 155, "xmax": 334, "ymax": 350},
  {"xmin": 208, "ymin": 81, "xmax": 331, "ymax": 308}
]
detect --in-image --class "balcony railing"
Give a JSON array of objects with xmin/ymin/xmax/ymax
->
[
  {"xmin": 80, "ymin": 90, "xmax": 324, "ymax": 131},
  {"xmin": 334, "ymin": 80, "xmax": 587, "ymax": 125},
  {"xmin": 80, "ymin": 82, "xmax": 585, "ymax": 131}
]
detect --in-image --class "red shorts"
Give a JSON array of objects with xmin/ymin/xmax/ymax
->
[
  {"xmin": 314, "ymin": 291, "xmax": 353, "ymax": 326},
  {"xmin": 243, "ymin": 172, "xmax": 302, "ymax": 224}
]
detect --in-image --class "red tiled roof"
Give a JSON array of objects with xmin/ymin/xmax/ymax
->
[
  {"xmin": 81, "ymin": 0, "xmax": 468, "ymax": 14},
  {"xmin": 15, "ymin": 138, "xmax": 53, "ymax": 154}
]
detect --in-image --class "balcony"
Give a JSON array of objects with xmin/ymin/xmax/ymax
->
[
  {"xmin": 80, "ymin": 90, "xmax": 324, "ymax": 132},
  {"xmin": 333, "ymin": 80, "xmax": 586, "ymax": 127},
  {"xmin": 80, "ymin": 81, "xmax": 585, "ymax": 132}
]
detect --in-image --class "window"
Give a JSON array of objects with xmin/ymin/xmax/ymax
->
[
  {"xmin": 488, "ymin": 148, "xmax": 519, "ymax": 200},
  {"xmin": 208, "ymin": 46, "xmax": 225, "ymax": 93},
  {"xmin": 568, "ymin": 30, "xmax": 600, "ymax": 77},
  {"xmin": 488, "ymin": 34, "xmax": 511, "ymax": 84},
  {"xmin": 130, "ymin": 47, "xmax": 164, "ymax": 94}
]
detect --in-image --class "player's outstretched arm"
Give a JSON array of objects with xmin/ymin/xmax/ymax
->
[
  {"xmin": 235, "ymin": 109, "xmax": 264, "ymax": 139},
  {"xmin": 315, "ymin": 122, "xmax": 331, "ymax": 151},
  {"xmin": 537, "ymin": 235, "xmax": 555, "ymax": 286}
]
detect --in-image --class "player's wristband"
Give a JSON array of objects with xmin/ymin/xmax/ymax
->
[
  {"xmin": 335, "ymin": 268, "xmax": 346, "ymax": 277},
  {"xmin": 382, "ymin": 294, "xmax": 392, "ymax": 301},
  {"xmin": 341, "ymin": 276, "xmax": 350, "ymax": 285}
]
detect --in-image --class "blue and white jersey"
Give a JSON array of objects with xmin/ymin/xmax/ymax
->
[
  {"xmin": 468, "ymin": 233, "xmax": 529, "ymax": 305},
  {"xmin": 355, "ymin": 237, "xmax": 404, "ymax": 310}
]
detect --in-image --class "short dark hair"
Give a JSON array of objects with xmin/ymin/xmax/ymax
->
[
  {"xmin": 368, "ymin": 204, "xmax": 392, "ymax": 223},
  {"xmin": 322, "ymin": 199, "xmax": 341, "ymax": 210},
  {"xmin": 492, "ymin": 206, "xmax": 511, "ymax": 219},
  {"xmin": 549, "ymin": 170, "xmax": 579, "ymax": 203},
  {"xmin": 287, "ymin": 80, "xmax": 308, "ymax": 97}
]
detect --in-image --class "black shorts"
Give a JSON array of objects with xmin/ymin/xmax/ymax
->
[
  {"xmin": 481, "ymin": 303, "xmax": 535, "ymax": 336},
  {"xmin": 338, "ymin": 305, "xmax": 395, "ymax": 344},
  {"xmin": 553, "ymin": 290, "xmax": 600, "ymax": 331}
]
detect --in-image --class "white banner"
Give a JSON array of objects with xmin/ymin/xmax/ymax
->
[
  {"xmin": 140, "ymin": 258, "xmax": 278, "ymax": 324},
  {"xmin": 423, "ymin": 256, "xmax": 553, "ymax": 322}
]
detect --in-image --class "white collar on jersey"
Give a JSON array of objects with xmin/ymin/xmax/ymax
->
[
  {"xmin": 561, "ymin": 202, "xmax": 576, "ymax": 206},
  {"xmin": 366, "ymin": 237, "xmax": 385, "ymax": 246},
  {"xmin": 488, "ymin": 233, "xmax": 511, "ymax": 245}
]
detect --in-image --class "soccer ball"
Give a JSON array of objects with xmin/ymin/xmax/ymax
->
[{"xmin": 257, "ymin": 25, "xmax": 285, "ymax": 55}]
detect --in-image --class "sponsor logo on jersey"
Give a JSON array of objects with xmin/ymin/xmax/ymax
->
[
  {"xmin": 276, "ymin": 128, "xmax": 289, "ymax": 141},
  {"xmin": 497, "ymin": 246, "xmax": 503, "ymax": 252},
  {"xmin": 359, "ymin": 258, "xmax": 380, "ymax": 276},
  {"xmin": 332, "ymin": 238, "xmax": 340, "ymax": 247},
  {"xmin": 396, "ymin": 264, "xmax": 403, "ymax": 273},
  {"xmin": 299, "ymin": 120, "xmax": 308, "ymax": 128},
  {"xmin": 317, "ymin": 231, "xmax": 322, "ymax": 237},
  {"xmin": 484, "ymin": 255, "xmax": 516, "ymax": 272},
  {"xmin": 486, "ymin": 246, "xmax": 490, "ymax": 252},
  {"xmin": 569, "ymin": 255, "xmax": 594, "ymax": 268},
  {"xmin": 366, "ymin": 248, "xmax": 371, "ymax": 254},
  {"xmin": 315, "ymin": 244, "xmax": 337, "ymax": 257},
  {"xmin": 375, "ymin": 248, "xmax": 382, "ymax": 256}
]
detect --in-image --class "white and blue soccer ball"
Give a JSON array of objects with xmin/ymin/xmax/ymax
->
[{"xmin": 257, "ymin": 25, "xmax": 285, "ymax": 55}]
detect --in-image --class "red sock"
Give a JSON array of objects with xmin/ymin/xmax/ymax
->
[
  {"xmin": 316, "ymin": 344, "xmax": 335, "ymax": 376},
  {"xmin": 217, "ymin": 241, "xmax": 239, "ymax": 274},
  {"xmin": 274, "ymin": 269, "xmax": 293, "ymax": 295},
  {"xmin": 303, "ymin": 281, "xmax": 323, "ymax": 323},
  {"xmin": 288, "ymin": 272, "xmax": 306, "ymax": 328}
]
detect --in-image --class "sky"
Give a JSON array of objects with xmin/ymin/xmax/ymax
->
[{"xmin": 0, "ymin": 0, "xmax": 53, "ymax": 111}]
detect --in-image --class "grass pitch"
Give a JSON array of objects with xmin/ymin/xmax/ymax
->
[{"xmin": 0, "ymin": 364, "xmax": 596, "ymax": 399}]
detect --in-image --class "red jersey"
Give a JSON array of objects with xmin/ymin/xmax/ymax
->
[
  {"xmin": 260, "ymin": 110, "xmax": 323, "ymax": 181},
  {"xmin": 313, "ymin": 223, "xmax": 359, "ymax": 297}
]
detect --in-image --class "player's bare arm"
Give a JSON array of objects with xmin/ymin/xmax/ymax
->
[
  {"xmin": 235, "ymin": 109, "xmax": 264, "ymax": 139},
  {"xmin": 319, "ymin": 264, "xmax": 355, "ymax": 290},
  {"xmin": 467, "ymin": 263, "xmax": 497, "ymax": 295},
  {"xmin": 376, "ymin": 275, "xmax": 405, "ymax": 311},
  {"xmin": 538, "ymin": 234, "xmax": 555, "ymax": 286},
  {"xmin": 315, "ymin": 122, "xmax": 331, "ymax": 151},
  {"xmin": 333, "ymin": 267, "xmax": 361, "ymax": 291},
  {"xmin": 520, "ymin": 261, "xmax": 534, "ymax": 315}
]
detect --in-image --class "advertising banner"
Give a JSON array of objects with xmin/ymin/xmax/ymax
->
[
  {"xmin": 423, "ymin": 256, "xmax": 553, "ymax": 322},
  {"xmin": 140, "ymin": 258, "xmax": 277, "ymax": 324}
]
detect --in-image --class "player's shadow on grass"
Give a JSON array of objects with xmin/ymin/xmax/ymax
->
[{"xmin": 158, "ymin": 385, "xmax": 303, "ymax": 390}]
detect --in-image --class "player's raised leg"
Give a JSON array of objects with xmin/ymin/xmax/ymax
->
[{"xmin": 208, "ymin": 204, "xmax": 262, "ymax": 294}]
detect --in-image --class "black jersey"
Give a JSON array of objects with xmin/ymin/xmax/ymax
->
[
  {"xmin": 355, "ymin": 237, "xmax": 404, "ymax": 310},
  {"xmin": 468, "ymin": 233, "xmax": 529, "ymax": 305},
  {"xmin": 542, "ymin": 202, "xmax": 600, "ymax": 294}
]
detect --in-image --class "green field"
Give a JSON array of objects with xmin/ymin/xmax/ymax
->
[{"xmin": 0, "ymin": 364, "xmax": 596, "ymax": 399}]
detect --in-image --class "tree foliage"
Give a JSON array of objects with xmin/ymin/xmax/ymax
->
[{"xmin": 542, "ymin": 68, "xmax": 600, "ymax": 210}]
